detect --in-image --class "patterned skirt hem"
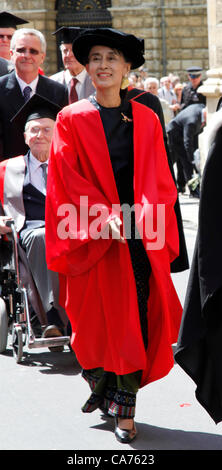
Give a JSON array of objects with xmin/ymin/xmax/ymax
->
[{"xmin": 81, "ymin": 371, "xmax": 136, "ymax": 418}]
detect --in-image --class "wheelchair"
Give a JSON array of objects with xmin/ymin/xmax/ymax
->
[{"xmin": 0, "ymin": 220, "xmax": 70, "ymax": 363}]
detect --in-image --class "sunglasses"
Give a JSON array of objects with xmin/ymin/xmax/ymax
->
[
  {"xmin": 0, "ymin": 34, "xmax": 13, "ymax": 40},
  {"xmin": 15, "ymin": 47, "xmax": 41, "ymax": 55},
  {"xmin": 189, "ymin": 74, "xmax": 201, "ymax": 79}
]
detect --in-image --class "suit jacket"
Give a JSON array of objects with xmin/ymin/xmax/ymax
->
[
  {"xmin": 167, "ymin": 103, "xmax": 205, "ymax": 163},
  {"xmin": 0, "ymin": 153, "xmax": 38, "ymax": 232},
  {"xmin": 0, "ymin": 71, "xmax": 68, "ymax": 160},
  {"xmin": 49, "ymin": 69, "xmax": 95, "ymax": 101},
  {"xmin": 0, "ymin": 57, "xmax": 13, "ymax": 77}
]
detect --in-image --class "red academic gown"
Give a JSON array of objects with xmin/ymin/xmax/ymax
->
[{"xmin": 45, "ymin": 98, "xmax": 182, "ymax": 388}]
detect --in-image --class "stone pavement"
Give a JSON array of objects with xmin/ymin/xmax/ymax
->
[
  {"xmin": 179, "ymin": 192, "xmax": 199, "ymax": 234},
  {"xmin": 1, "ymin": 192, "xmax": 222, "ymax": 456}
]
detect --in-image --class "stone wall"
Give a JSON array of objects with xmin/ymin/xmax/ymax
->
[
  {"xmin": 0, "ymin": 0, "xmax": 209, "ymax": 78},
  {"xmin": 110, "ymin": 0, "xmax": 209, "ymax": 81}
]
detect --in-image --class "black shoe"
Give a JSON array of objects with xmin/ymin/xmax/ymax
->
[{"xmin": 114, "ymin": 418, "xmax": 137, "ymax": 443}]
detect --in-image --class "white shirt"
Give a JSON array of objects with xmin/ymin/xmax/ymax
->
[
  {"xmin": 158, "ymin": 86, "xmax": 176, "ymax": 105},
  {"xmin": 15, "ymin": 73, "xmax": 39, "ymax": 97},
  {"xmin": 28, "ymin": 152, "xmax": 48, "ymax": 195},
  {"xmin": 64, "ymin": 68, "xmax": 87, "ymax": 99}
]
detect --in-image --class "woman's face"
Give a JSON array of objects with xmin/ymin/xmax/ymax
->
[{"xmin": 86, "ymin": 45, "xmax": 131, "ymax": 91}]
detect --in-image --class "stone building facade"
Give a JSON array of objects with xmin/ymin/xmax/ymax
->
[
  {"xmin": 111, "ymin": 0, "xmax": 209, "ymax": 80},
  {"xmin": 0, "ymin": 0, "xmax": 208, "ymax": 79}
]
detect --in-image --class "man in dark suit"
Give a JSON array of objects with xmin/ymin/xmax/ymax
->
[
  {"xmin": 167, "ymin": 103, "xmax": 206, "ymax": 197},
  {"xmin": 0, "ymin": 27, "xmax": 68, "ymax": 160},
  {"xmin": 50, "ymin": 27, "xmax": 95, "ymax": 103}
]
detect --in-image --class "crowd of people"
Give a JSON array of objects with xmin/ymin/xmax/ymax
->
[
  {"xmin": 0, "ymin": 11, "xmax": 206, "ymax": 200},
  {"xmin": 0, "ymin": 10, "xmax": 222, "ymax": 444},
  {"xmin": 128, "ymin": 66, "xmax": 207, "ymax": 198}
]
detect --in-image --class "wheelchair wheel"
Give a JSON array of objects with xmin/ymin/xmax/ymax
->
[
  {"xmin": 12, "ymin": 325, "xmax": 23, "ymax": 363},
  {"xmin": 0, "ymin": 297, "xmax": 8, "ymax": 353}
]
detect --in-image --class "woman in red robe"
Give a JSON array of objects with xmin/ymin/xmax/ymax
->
[{"xmin": 45, "ymin": 28, "xmax": 182, "ymax": 443}]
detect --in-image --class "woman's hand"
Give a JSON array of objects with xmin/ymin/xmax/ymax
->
[{"xmin": 108, "ymin": 217, "xmax": 125, "ymax": 243}]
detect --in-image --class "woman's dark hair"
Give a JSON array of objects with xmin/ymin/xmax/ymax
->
[{"xmin": 86, "ymin": 46, "xmax": 132, "ymax": 67}]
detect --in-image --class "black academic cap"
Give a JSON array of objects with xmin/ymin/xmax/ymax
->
[
  {"xmin": 72, "ymin": 27, "xmax": 145, "ymax": 70},
  {"xmin": 52, "ymin": 26, "xmax": 82, "ymax": 44},
  {"xmin": 10, "ymin": 94, "xmax": 61, "ymax": 131},
  {"xmin": 0, "ymin": 11, "xmax": 29, "ymax": 28}
]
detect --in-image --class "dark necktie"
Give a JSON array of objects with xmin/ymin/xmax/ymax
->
[
  {"xmin": 23, "ymin": 86, "xmax": 32, "ymax": 102},
  {"xmin": 69, "ymin": 78, "xmax": 78, "ymax": 104},
  {"xmin": 41, "ymin": 163, "xmax": 48, "ymax": 190}
]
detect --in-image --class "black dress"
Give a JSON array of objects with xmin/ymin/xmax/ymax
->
[{"xmin": 81, "ymin": 96, "xmax": 151, "ymax": 418}]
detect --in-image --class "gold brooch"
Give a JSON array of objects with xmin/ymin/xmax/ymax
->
[{"xmin": 121, "ymin": 113, "xmax": 133, "ymax": 123}]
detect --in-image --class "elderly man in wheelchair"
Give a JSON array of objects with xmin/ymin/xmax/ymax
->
[{"xmin": 0, "ymin": 94, "xmax": 70, "ymax": 361}]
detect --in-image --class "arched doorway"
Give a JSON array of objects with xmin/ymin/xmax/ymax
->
[
  {"xmin": 56, "ymin": 0, "xmax": 112, "ymax": 27},
  {"xmin": 55, "ymin": 0, "xmax": 112, "ymax": 69}
]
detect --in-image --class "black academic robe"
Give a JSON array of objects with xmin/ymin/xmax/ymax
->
[
  {"xmin": 174, "ymin": 123, "xmax": 222, "ymax": 424},
  {"xmin": 216, "ymin": 97, "xmax": 222, "ymax": 111},
  {"xmin": 126, "ymin": 88, "xmax": 189, "ymax": 273}
]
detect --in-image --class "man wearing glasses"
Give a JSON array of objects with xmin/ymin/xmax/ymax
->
[
  {"xmin": 0, "ymin": 11, "xmax": 28, "ymax": 77},
  {"xmin": 0, "ymin": 11, "xmax": 29, "ymax": 61},
  {"xmin": 0, "ymin": 27, "xmax": 68, "ymax": 160}
]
